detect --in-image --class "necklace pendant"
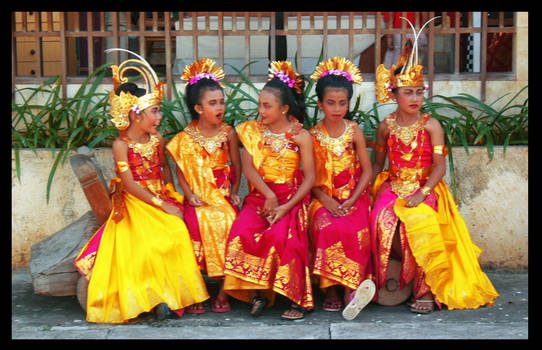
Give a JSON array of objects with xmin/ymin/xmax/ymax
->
[{"xmin": 401, "ymin": 153, "xmax": 413, "ymax": 161}]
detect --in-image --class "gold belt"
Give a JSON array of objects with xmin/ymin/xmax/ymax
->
[{"xmin": 389, "ymin": 166, "xmax": 432, "ymax": 199}]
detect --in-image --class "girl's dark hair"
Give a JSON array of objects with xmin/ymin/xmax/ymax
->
[
  {"xmin": 185, "ymin": 78, "xmax": 224, "ymax": 120},
  {"xmin": 315, "ymin": 74, "xmax": 354, "ymax": 120},
  {"xmin": 263, "ymin": 76, "xmax": 308, "ymax": 124},
  {"xmin": 116, "ymin": 82, "xmax": 146, "ymax": 97}
]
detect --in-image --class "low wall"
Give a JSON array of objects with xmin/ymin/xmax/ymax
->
[{"xmin": 11, "ymin": 146, "xmax": 528, "ymax": 270}]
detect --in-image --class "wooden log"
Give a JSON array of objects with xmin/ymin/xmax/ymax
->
[
  {"xmin": 70, "ymin": 152, "xmax": 112, "ymax": 226},
  {"xmin": 77, "ymin": 275, "xmax": 89, "ymax": 311},
  {"xmin": 30, "ymin": 211, "xmax": 99, "ymax": 296}
]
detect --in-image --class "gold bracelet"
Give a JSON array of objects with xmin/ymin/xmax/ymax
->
[
  {"xmin": 151, "ymin": 196, "xmax": 163, "ymax": 207},
  {"xmin": 420, "ymin": 186, "xmax": 432, "ymax": 197}
]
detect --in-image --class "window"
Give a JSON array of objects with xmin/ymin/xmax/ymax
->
[{"xmin": 12, "ymin": 11, "xmax": 518, "ymax": 100}]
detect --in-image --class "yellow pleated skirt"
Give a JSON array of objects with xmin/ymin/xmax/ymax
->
[{"xmin": 84, "ymin": 192, "xmax": 209, "ymax": 323}]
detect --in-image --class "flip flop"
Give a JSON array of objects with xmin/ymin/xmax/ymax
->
[
  {"xmin": 342, "ymin": 279, "xmax": 376, "ymax": 321},
  {"xmin": 322, "ymin": 297, "xmax": 343, "ymax": 312},
  {"xmin": 249, "ymin": 296, "xmax": 268, "ymax": 317},
  {"xmin": 211, "ymin": 297, "xmax": 231, "ymax": 313},
  {"xmin": 410, "ymin": 299, "xmax": 435, "ymax": 314},
  {"xmin": 281, "ymin": 303, "xmax": 313, "ymax": 320},
  {"xmin": 186, "ymin": 303, "xmax": 206, "ymax": 314}
]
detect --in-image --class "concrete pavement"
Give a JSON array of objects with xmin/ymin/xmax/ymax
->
[{"xmin": 12, "ymin": 268, "xmax": 528, "ymax": 339}]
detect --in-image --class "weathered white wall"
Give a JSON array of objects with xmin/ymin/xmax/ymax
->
[{"xmin": 12, "ymin": 146, "xmax": 528, "ymax": 270}]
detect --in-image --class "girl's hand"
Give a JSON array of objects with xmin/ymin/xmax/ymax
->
[
  {"xmin": 322, "ymin": 196, "xmax": 346, "ymax": 217},
  {"xmin": 187, "ymin": 194, "xmax": 204, "ymax": 207},
  {"xmin": 266, "ymin": 204, "xmax": 288, "ymax": 225},
  {"xmin": 338, "ymin": 198, "xmax": 356, "ymax": 216},
  {"xmin": 258, "ymin": 194, "xmax": 278, "ymax": 218},
  {"xmin": 161, "ymin": 201, "xmax": 184, "ymax": 220},
  {"xmin": 230, "ymin": 193, "xmax": 242, "ymax": 206},
  {"xmin": 405, "ymin": 192, "xmax": 426, "ymax": 208}
]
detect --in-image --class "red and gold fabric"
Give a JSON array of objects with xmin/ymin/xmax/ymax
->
[
  {"xmin": 74, "ymin": 135, "xmax": 209, "ymax": 323},
  {"xmin": 166, "ymin": 121, "xmax": 239, "ymax": 278},
  {"xmin": 223, "ymin": 120, "xmax": 314, "ymax": 309},
  {"xmin": 370, "ymin": 113, "xmax": 499, "ymax": 309},
  {"xmin": 308, "ymin": 120, "xmax": 373, "ymax": 290}
]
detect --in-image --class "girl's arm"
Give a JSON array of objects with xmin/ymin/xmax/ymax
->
[
  {"xmin": 175, "ymin": 166, "xmax": 203, "ymax": 207},
  {"xmin": 371, "ymin": 121, "xmax": 389, "ymax": 183},
  {"xmin": 227, "ymin": 128, "xmax": 242, "ymax": 205},
  {"xmin": 158, "ymin": 133, "xmax": 174, "ymax": 185},
  {"xmin": 405, "ymin": 117, "xmax": 446, "ymax": 208},
  {"xmin": 338, "ymin": 125, "xmax": 373, "ymax": 212},
  {"xmin": 268, "ymin": 129, "xmax": 315, "ymax": 224},
  {"xmin": 113, "ymin": 138, "xmax": 183, "ymax": 218},
  {"xmin": 241, "ymin": 147, "xmax": 278, "ymax": 218}
]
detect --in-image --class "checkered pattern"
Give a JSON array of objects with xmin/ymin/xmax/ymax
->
[{"xmin": 465, "ymin": 34, "xmax": 474, "ymax": 72}]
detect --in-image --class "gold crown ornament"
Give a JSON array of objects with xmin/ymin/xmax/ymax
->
[
  {"xmin": 105, "ymin": 48, "xmax": 164, "ymax": 130},
  {"xmin": 268, "ymin": 61, "xmax": 304, "ymax": 94},
  {"xmin": 375, "ymin": 16, "xmax": 440, "ymax": 103},
  {"xmin": 182, "ymin": 58, "xmax": 225, "ymax": 86},
  {"xmin": 310, "ymin": 56, "xmax": 363, "ymax": 85}
]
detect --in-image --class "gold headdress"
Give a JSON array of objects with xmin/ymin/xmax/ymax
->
[
  {"xmin": 181, "ymin": 58, "xmax": 225, "ymax": 87},
  {"xmin": 106, "ymin": 48, "xmax": 164, "ymax": 130},
  {"xmin": 375, "ymin": 16, "xmax": 440, "ymax": 103},
  {"xmin": 268, "ymin": 61, "xmax": 304, "ymax": 94},
  {"xmin": 310, "ymin": 56, "xmax": 363, "ymax": 85}
]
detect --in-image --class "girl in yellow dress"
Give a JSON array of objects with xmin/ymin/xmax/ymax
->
[
  {"xmin": 371, "ymin": 18, "xmax": 499, "ymax": 313},
  {"xmin": 167, "ymin": 58, "xmax": 241, "ymax": 314},
  {"xmin": 74, "ymin": 51, "xmax": 209, "ymax": 323}
]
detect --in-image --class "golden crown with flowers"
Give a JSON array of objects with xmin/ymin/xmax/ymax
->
[
  {"xmin": 268, "ymin": 61, "xmax": 305, "ymax": 94},
  {"xmin": 181, "ymin": 57, "xmax": 225, "ymax": 87},
  {"xmin": 375, "ymin": 16, "xmax": 440, "ymax": 103},
  {"xmin": 310, "ymin": 56, "xmax": 363, "ymax": 85},
  {"xmin": 106, "ymin": 48, "xmax": 164, "ymax": 130}
]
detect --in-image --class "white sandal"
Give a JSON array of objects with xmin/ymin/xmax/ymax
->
[{"xmin": 342, "ymin": 279, "xmax": 376, "ymax": 321}]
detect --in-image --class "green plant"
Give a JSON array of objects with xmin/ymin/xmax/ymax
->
[
  {"xmin": 12, "ymin": 55, "xmax": 528, "ymax": 204},
  {"xmin": 421, "ymin": 85, "xmax": 528, "ymax": 198},
  {"xmin": 12, "ymin": 63, "xmax": 115, "ymax": 202}
]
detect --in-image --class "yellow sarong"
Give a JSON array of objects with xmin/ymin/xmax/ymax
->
[{"xmin": 393, "ymin": 181, "xmax": 499, "ymax": 309}]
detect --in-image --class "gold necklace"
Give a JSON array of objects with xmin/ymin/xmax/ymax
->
[
  {"xmin": 313, "ymin": 120, "xmax": 352, "ymax": 157},
  {"xmin": 127, "ymin": 134, "xmax": 159, "ymax": 160},
  {"xmin": 261, "ymin": 122, "xmax": 295, "ymax": 154},
  {"xmin": 387, "ymin": 113, "xmax": 424, "ymax": 147},
  {"xmin": 185, "ymin": 122, "xmax": 229, "ymax": 154}
]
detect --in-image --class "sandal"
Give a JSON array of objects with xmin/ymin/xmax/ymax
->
[
  {"xmin": 281, "ymin": 303, "xmax": 313, "ymax": 320},
  {"xmin": 410, "ymin": 299, "xmax": 435, "ymax": 314},
  {"xmin": 186, "ymin": 303, "xmax": 206, "ymax": 314},
  {"xmin": 322, "ymin": 297, "xmax": 343, "ymax": 312},
  {"xmin": 342, "ymin": 279, "xmax": 376, "ymax": 321},
  {"xmin": 211, "ymin": 297, "xmax": 231, "ymax": 313},
  {"xmin": 249, "ymin": 296, "xmax": 268, "ymax": 317}
]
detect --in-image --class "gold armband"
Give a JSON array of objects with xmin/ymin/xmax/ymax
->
[
  {"xmin": 433, "ymin": 145, "xmax": 448, "ymax": 156},
  {"xmin": 116, "ymin": 161, "xmax": 130, "ymax": 173},
  {"xmin": 420, "ymin": 186, "xmax": 432, "ymax": 197},
  {"xmin": 151, "ymin": 196, "xmax": 163, "ymax": 207}
]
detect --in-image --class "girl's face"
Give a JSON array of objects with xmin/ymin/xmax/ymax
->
[
  {"xmin": 195, "ymin": 88, "xmax": 225, "ymax": 125},
  {"xmin": 258, "ymin": 89, "xmax": 289, "ymax": 126},
  {"xmin": 136, "ymin": 104, "xmax": 162, "ymax": 134},
  {"xmin": 393, "ymin": 86, "xmax": 425, "ymax": 115},
  {"xmin": 318, "ymin": 87, "xmax": 349, "ymax": 122}
]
